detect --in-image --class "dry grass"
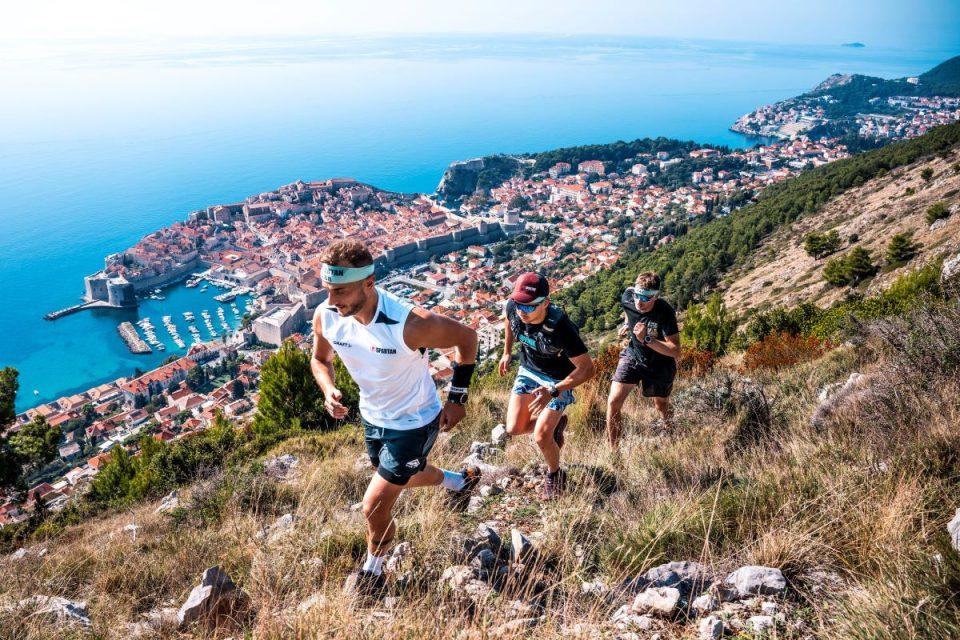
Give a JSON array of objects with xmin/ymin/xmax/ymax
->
[{"xmin": 3, "ymin": 304, "xmax": 960, "ymax": 639}]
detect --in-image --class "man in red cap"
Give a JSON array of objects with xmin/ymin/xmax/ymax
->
[{"xmin": 498, "ymin": 272, "xmax": 595, "ymax": 499}]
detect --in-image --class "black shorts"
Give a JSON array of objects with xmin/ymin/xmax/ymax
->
[
  {"xmin": 612, "ymin": 349, "xmax": 675, "ymax": 398},
  {"xmin": 362, "ymin": 413, "xmax": 441, "ymax": 486}
]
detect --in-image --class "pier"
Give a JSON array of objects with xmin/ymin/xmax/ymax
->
[
  {"xmin": 117, "ymin": 322, "xmax": 152, "ymax": 354},
  {"xmin": 44, "ymin": 300, "xmax": 123, "ymax": 321}
]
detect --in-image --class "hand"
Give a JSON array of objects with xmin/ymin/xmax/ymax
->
[
  {"xmin": 528, "ymin": 386, "xmax": 552, "ymax": 417},
  {"xmin": 633, "ymin": 322, "xmax": 648, "ymax": 343},
  {"xmin": 618, "ymin": 323, "xmax": 629, "ymax": 339},
  {"xmin": 439, "ymin": 401, "xmax": 466, "ymax": 432},
  {"xmin": 498, "ymin": 353, "xmax": 512, "ymax": 377},
  {"xmin": 324, "ymin": 388, "xmax": 348, "ymax": 419}
]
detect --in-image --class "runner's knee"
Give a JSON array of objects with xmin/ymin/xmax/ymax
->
[{"xmin": 362, "ymin": 495, "xmax": 388, "ymax": 521}]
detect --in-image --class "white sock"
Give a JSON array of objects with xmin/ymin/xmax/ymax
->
[
  {"xmin": 441, "ymin": 469, "xmax": 467, "ymax": 491},
  {"xmin": 362, "ymin": 551, "xmax": 385, "ymax": 575}
]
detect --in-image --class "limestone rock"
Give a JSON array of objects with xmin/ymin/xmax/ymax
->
[
  {"xmin": 491, "ymin": 423, "xmax": 508, "ymax": 447},
  {"xmin": 18, "ymin": 595, "xmax": 91, "ymax": 628},
  {"xmin": 643, "ymin": 560, "xmax": 709, "ymax": 597},
  {"xmin": 440, "ymin": 565, "xmax": 478, "ymax": 590},
  {"xmin": 747, "ymin": 614, "xmax": 775, "ymax": 632},
  {"xmin": 467, "ymin": 496, "xmax": 485, "ymax": 514},
  {"xmin": 263, "ymin": 454, "xmax": 299, "ymax": 480},
  {"xmin": 156, "ymin": 490, "xmax": 180, "ymax": 514},
  {"xmin": 724, "ymin": 566, "xmax": 787, "ymax": 597},
  {"xmin": 631, "ymin": 586, "xmax": 681, "ymax": 617},
  {"xmin": 386, "ymin": 542, "xmax": 412, "ymax": 573},
  {"xmin": 611, "ymin": 604, "xmax": 656, "ymax": 630},
  {"xmin": 698, "ymin": 615, "xmax": 724, "ymax": 640},
  {"xmin": 480, "ymin": 484, "xmax": 503, "ymax": 498},
  {"xmin": 177, "ymin": 566, "xmax": 247, "ymax": 628},
  {"xmin": 948, "ymin": 508, "xmax": 960, "ymax": 552},
  {"xmin": 943, "ymin": 251, "xmax": 960, "ymax": 282},
  {"xmin": 691, "ymin": 593, "xmax": 719, "ymax": 615},
  {"xmin": 475, "ymin": 523, "xmax": 504, "ymax": 551},
  {"xmin": 510, "ymin": 529, "xmax": 534, "ymax": 562}
]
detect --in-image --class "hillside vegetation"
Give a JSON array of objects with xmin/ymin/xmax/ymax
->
[
  {"xmin": 2, "ymin": 268, "xmax": 960, "ymax": 638},
  {"xmin": 723, "ymin": 150, "xmax": 959, "ymax": 315},
  {"xmin": 556, "ymin": 121, "xmax": 960, "ymax": 331}
]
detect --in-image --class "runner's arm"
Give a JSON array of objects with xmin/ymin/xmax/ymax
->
[
  {"xmin": 502, "ymin": 314, "xmax": 515, "ymax": 358},
  {"xmin": 404, "ymin": 308, "xmax": 478, "ymax": 365},
  {"xmin": 310, "ymin": 313, "xmax": 339, "ymax": 396},
  {"xmin": 552, "ymin": 352, "xmax": 595, "ymax": 392},
  {"xmin": 646, "ymin": 332, "xmax": 681, "ymax": 360}
]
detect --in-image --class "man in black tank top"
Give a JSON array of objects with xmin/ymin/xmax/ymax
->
[
  {"xmin": 606, "ymin": 271, "xmax": 681, "ymax": 447},
  {"xmin": 499, "ymin": 273, "xmax": 595, "ymax": 500}
]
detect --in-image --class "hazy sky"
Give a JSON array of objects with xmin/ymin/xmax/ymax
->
[{"xmin": 4, "ymin": 0, "xmax": 959, "ymax": 49}]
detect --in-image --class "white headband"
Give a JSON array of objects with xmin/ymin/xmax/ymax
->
[{"xmin": 321, "ymin": 263, "xmax": 374, "ymax": 284}]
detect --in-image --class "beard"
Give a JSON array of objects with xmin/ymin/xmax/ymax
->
[{"xmin": 335, "ymin": 290, "xmax": 368, "ymax": 317}]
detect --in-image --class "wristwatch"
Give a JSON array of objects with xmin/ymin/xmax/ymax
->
[
  {"xmin": 548, "ymin": 385, "xmax": 560, "ymax": 398},
  {"xmin": 643, "ymin": 334, "xmax": 653, "ymax": 344}
]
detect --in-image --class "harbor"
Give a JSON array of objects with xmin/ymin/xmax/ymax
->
[{"xmin": 111, "ymin": 277, "xmax": 256, "ymax": 356}]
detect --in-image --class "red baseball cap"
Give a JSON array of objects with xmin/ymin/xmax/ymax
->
[{"xmin": 510, "ymin": 272, "xmax": 550, "ymax": 304}]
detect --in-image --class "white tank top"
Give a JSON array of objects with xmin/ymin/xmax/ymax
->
[{"xmin": 317, "ymin": 287, "xmax": 442, "ymax": 431}]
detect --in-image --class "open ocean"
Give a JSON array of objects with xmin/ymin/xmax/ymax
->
[{"xmin": 0, "ymin": 34, "xmax": 955, "ymax": 412}]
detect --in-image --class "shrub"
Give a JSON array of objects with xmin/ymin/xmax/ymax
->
[
  {"xmin": 824, "ymin": 255, "xmax": 853, "ymax": 286},
  {"xmin": 921, "ymin": 167, "xmax": 934, "ymax": 181},
  {"xmin": 926, "ymin": 201, "xmax": 949, "ymax": 224},
  {"xmin": 743, "ymin": 332, "xmax": 833, "ymax": 371},
  {"xmin": 824, "ymin": 247, "xmax": 877, "ymax": 287},
  {"xmin": 803, "ymin": 229, "xmax": 842, "ymax": 259},
  {"xmin": 677, "ymin": 347, "xmax": 717, "ymax": 377},
  {"xmin": 886, "ymin": 232, "xmax": 921, "ymax": 266},
  {"xmin": 681, "ymin": 293, "xmax": 736, "ymax": 355}
]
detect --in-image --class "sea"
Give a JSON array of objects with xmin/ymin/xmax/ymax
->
[{"xmin": 0, "ymin": 34, "xmax": 955, "ymax": 412}]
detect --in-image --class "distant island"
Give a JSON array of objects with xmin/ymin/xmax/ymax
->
[
  {"xmin": 842, "ymin": 42, "xmax": 866, "ymax": 48},
  {"xmin": 731, "ymin": 55, "xmax": 960, "ymax": 140}
]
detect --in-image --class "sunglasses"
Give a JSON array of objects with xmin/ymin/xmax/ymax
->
[
  {"xmin": 515, "ymin": 298, "xmax": 545, "ymax": 313},
  {"xmin": 632, "ymin": 288, "xmax": 659, "ymax": 303}
]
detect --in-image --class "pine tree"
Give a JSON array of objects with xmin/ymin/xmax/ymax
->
[
  {"xmin": 803, "ymin": 230, "xmax": 842, "ymax": 259},
  {"xmin": 925, "ymin": 201, "xmax": 949, "ymax": 224},
  {"xmin": 886, "ymin": 232, "xmax": 921, "ymax": 265},
  {"xmin": 8, "ymin": 416, "xmax": 60, "ymax": 471},
  {"xmin": 88, "ymin": 446, "xmax": 137, "ymax": 504},
  {"xmin": 846, "ymin": 247, "xmax": 877, "ymax": 284},
  {"xmin": 823, "ymin": 256, "xmax": 851, "ymax": 286},
  {"xmin": 253, "ymin": 340, "xmax": 327, "ymax": 437},
  {"xmin": 681, "ymin": 293, "xmax": 735, "ymax": 355},
  {"xmin": 0, "ymin": 367, "xmax": 18, "ymax": 428}
]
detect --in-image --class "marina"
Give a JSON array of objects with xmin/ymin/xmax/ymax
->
[{"xmin": 103, "ymin": 279, "xmax": 254, "ymax": 364}]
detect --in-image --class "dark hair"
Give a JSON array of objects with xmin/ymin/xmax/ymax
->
[
  {"xmin": 635, "ymin": 271, "xmax": 661, "ymax": 290},
  {"xmin": 320, "ymin": 240, "xmax": 373, "ymax": 268}
]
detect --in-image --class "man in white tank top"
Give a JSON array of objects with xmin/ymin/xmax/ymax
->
[{"xmin": 310, "ymin": 240, "xmax": 481, "ymax": 598}]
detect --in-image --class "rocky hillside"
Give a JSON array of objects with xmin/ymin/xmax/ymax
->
[
  {"xmin": 723, "ymin": 152, "xmax": 960, "ymax": 315},
  {"xmin": 4, "ymin": 280, "xmax": 960, "ymax": 638}
]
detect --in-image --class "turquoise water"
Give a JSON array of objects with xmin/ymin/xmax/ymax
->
[{"xmin": 0, "ymin": 35, "xmax": 956, "ymax": 411}]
